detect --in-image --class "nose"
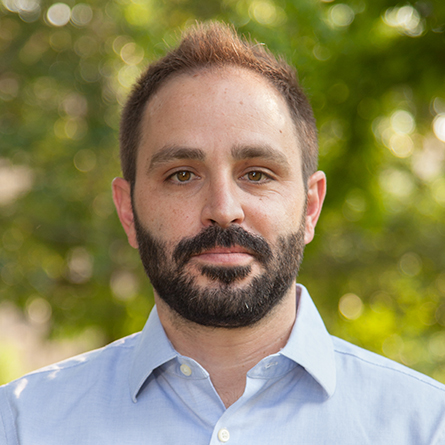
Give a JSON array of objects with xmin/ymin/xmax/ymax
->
[{"xmin": 201, "ymin": 178, "xmax": 245, "ymax": 228}]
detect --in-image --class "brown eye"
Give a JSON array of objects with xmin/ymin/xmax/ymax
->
[
  {"xmin": 175, "ymin": 171, "xmax": 192, "ymax": 182},
  {"xmin": 247, "ymin": 171, "xmax": 263, "ymax": 181}
]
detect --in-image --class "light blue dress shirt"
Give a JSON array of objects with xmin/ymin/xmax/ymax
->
[{"xmin": 1, "ymin": 284, "xmax": 445, "ymax": 444}]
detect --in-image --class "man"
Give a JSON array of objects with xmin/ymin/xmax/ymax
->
[{"xmin": 1, "ymin": 22, "xmax": 444, "ymax": 444}]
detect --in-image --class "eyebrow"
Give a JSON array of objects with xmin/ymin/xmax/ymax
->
[
  {"xmin": 231, "ymin": 144, "xmax": 291, "ymax": 168},
  {"xmin": 147, "ymin": 143, "xmax": 291, "ymax": 173},
  {"xmin": 147, "ymin": 145, "xmax": 206, "ymax": 172}
]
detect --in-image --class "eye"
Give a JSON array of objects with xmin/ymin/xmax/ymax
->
[
  {"xmin": 244, "ymin": 171, "xmax": 271, "ymax": 182},
  {"xmin": 169, "ymin": 170, "xmax": 196, "ymax": 183},
  {"xmin": 247, "ymin": 171, "xmax": 263, "ymax": 181}
]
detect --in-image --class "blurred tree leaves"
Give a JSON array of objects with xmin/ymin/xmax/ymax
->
[{"xmin": 1, "ymin": 0, "xmax": 445, "ymax": 383}]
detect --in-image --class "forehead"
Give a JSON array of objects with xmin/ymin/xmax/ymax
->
[{"xmin": 138, "ymin": 67, "xmax": 300, "ymax": 166}]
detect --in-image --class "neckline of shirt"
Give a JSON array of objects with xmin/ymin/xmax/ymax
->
[{"xmin": 129, "ymin": 284, "xmax": 337, "ymax": 402}]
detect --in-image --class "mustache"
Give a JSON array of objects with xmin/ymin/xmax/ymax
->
[{"xmin": 173, "ymin": 225, "xmax": 273, "ymax": 268}]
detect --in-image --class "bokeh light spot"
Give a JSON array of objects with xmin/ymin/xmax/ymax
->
[
  {"xmin": 429, "ymin": 332, "xmax": 445, "ymax": 360},
  {"xmin": 118, "ymin": 65, "xmax": 142, "ymax": 89},
  {"xmin": 0, "ymin": 159, "xmax": 34, "ymax": 206},
  {"xmin": 379, "ymin": 169, "xmax": 414, "ymax": 198},
  {"xmin": 120, "ymin": 42, "xmax": 144, "ymax": 66},
  {"xmin": 383, "ymin": 5, "xmax": 424, "ymax": 37},
  {"xmin": 329, "ymin": 4, "xmax": 355, "ymax": 27},
  {"xmin": 62, "ymin": 93, "xmax": 88, "ymax": 117},
  {"xmin": 432, "ymin": 97, "xmax": 445, "ymax": 115},
  {"xmin": 391, "ymin": 110, "xmax": 415, "ymax": 134},
  {"xmin": 73, "ymin": 149, "xmax": 96, "ymax": 172},
  {"xmin": 66, "ymin": 247, "xmax": 93, "ymax": 284},
  {"xmin": 70, "ymin": 3, "xmax": 92, "ymax": 27},
  {"xmin": 26, "ymin": 297, "xmax": 52, "ymax": 325},
  {"xmin": 433, "ymin": 114, "xmax": 445, "ymax": 142},
  {"xmin": 47, "ymin": 3, "xmax": 71, "ymax": 27},
  {"xmin": 411, "ymin": 137, "xmax": 445, "ymax": 181},
  {"xmin": 339, "ymin": 293, "xmax": 363, "ymax": 320},
  {"xmin": 2, "ymin": 0, "xmax": 40, "ymax": 21},
  {"xmin": 312, "ymin": 44, "xmax": 331, "ymax": 61},
  {"xmin": 399, "ymin": 252, "xmax": 422, "ymax": 277},
  {"xmin": 389, "ymin": 133, "xmax": 414, "ymax": 158},
  {"xmin": 110, "ymin": 270, "xmax": 139, "ymax": 301},
  {"xmin": 249, "ymin": 0, "xmax": 280, "ymax": 26}
]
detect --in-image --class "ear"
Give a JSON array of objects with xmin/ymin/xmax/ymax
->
[
  {"xmin": 304, "ymin": 171, "xmax": 326, "ymax": 245},
  {"xmin": 112, "ymin": 177, "xmax": 138, "ymax": 249}
]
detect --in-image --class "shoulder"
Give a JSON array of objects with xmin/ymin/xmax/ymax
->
[
  {"xmin": 0, "ymin": 333, "xmax": 141, "ymax": 445},
  {"xmin": 327, "ymin": 337, "xmax": 445, "ymax": 443},
  {"xmin": 331, "ymin": 335, "xmax": 445, "ymax": 396},
  {"xmin": 6, "ymin": 332, "xmax": 139, "ymax": 387},
  {"xmin": 0, "ymin": 332, "xmax": 140, "ymax": 415}
]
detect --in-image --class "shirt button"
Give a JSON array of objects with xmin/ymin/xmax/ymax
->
[
  {"xmin": 180, "ymin": 364, "xmax": 192, "ymax": 376},
  {"xmin": 217, "ymin": 428, "xmax": 230, "ymax": 442}
]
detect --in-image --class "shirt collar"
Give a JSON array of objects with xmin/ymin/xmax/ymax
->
[
  {"xmin": 129, "ymin": 284, "xmax": 336, "ymax": 401},
  {"xmin": 280, "ymin": 284, "xmax": 337, "ymax": 398},
  {"xmin": 129, "ymin": 306, "xmax": 177, "ymax": 402}
]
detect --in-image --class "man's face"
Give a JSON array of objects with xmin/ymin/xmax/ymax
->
[{"xmin": 116, "ymin": 67, "xmax": 324, "ymax": 327}]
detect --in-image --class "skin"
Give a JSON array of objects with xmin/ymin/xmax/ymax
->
[{"xmin": 113, "ymin": 66, "xmax": 326, "ymax": 407}]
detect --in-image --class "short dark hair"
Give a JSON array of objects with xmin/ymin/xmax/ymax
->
[{"xmin": 119, "ymin": 21, "xmax": 318, "ymax": 185}]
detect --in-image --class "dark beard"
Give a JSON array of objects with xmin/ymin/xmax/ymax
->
[{"xmin": 133, "ymin": 212, "xmax": 306, "ymax": 328}]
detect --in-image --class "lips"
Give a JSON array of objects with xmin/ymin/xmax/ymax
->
[
  {"xmin": 173, "ymin": 224, "xmax": 272, "ymax": 268},
  {"xmin": 194, "ymin": 246, "xmax": 252, "ymax": 255},
  {"xmin": 192, "ymin": 246, "xmax": 254, "ymax": 265}
]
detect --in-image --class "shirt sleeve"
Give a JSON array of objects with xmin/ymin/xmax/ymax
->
[{"xmin": 0, "ymin": 385, "xmax": 19, "ymax": 445}]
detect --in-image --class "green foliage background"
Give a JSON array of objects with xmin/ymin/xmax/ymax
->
[{"xmin": 1, "ymin": 0, "xmax": 445, "ymax": 384}]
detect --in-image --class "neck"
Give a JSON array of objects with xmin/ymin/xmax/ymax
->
[{"xmin": 155, "ymin": 285, "xmax": 298, "ymax": 408}]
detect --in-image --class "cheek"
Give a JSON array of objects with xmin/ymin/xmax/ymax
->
[
  {"xmin": 247, "ymin": 196, "xmax": 305, "ymax": 239},
  {"xmin": 137, "ymin": 195, "xmax": 200, "ymax": 241}
]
